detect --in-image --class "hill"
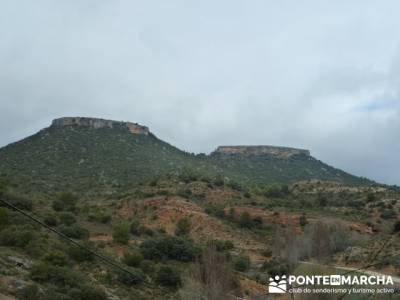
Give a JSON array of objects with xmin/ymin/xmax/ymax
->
[
  {"xmin": 0, "ymin": 117, "xmax": 373, "ymax": 196},
  {"xmin": 0, "ymin": 173, "xmax": 398, "ymax": 300}
]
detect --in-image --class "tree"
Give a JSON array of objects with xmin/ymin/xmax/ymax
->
[
  {"xmin": 0, "ymin": 207, "xmax": 9, "ymax": 229},
  {"xmin": 273, "ymin": 222, "xmax": 299, "ymax": 271},
  {"xmin": 233, "ymin": 255, "xmax": 250, "ymax": 272},
  {"xmin": 117, "ymin": 267, "xmax": 145, "ymax": 285},
  {"xmin": 393, "ymin": 221, "xmax": 400, "ymax": 233},
  {"xmin": 155, "ymin": 265, "xmax": 181, "ymax": 287},
  {"xmin": 122, "ymin": 250, "xmax": 143, "ymax": 267},
  {"xmin": 238, "ymin": 212, "xmax": 253, "ymax": 228},
  {"xmin": 59, "ymin": 212, "xmax": 77, "ymax": 226},
  {"xmin": 175, "ymin": 217, "xmax": 191, "ymax": 236},
  {"xmin": 130, "ymin": 219, "xmax": 140, "ymax": 235},
  {"xmin": 113, "ymin": 222, "xmax": 130, "ymax": 244},
  {"xmin": 179, "ymin": 243, "xmax": 237, "ymax": 300},
  {"xmin": 299, "ymin": 214, "xmax": 308, "ymax": 228},
  {"xmin": 53, "ymin": 192, "xmax": 78, "ymax": 211},
  {"xmin": 140, "ymin": 235, "xmax": 200, "ymax": 262}
]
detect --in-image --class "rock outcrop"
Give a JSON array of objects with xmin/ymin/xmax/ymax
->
[
  {"xmin": 213, "ymin": 145, "xmax": 310, "ymax": 159},
  {"xmin": 51, "ymin": 117, "xmax": 149, "ymax": 135}
]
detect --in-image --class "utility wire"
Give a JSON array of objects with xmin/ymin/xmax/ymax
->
[{"xmin": 0, "ymin": 197, "xmax": 141, "ymax": 280}]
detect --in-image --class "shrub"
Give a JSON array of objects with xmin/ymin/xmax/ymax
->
[
  {"xmin": 366, "ymin": 193, "xmax": 376, "ymax": 202},
  {"xmin": 58, "ymin": 192, "xmax": 78, "ymax": 211},
  {"xmin": 43, "ymin": 213, "xmax": 58, "ymax": 227},
  {"xmin": 227, "ymin": 180, "xmax": 242, "ymax": 191},
  {"xmin": 52, "ymin": 200, "xmax": 65, "ymax": 212},
  {"xmin": 117, "ymin": 267, "xmax": 145, "ymax": 285},
  {"xmin": 381, "ymin": 210, "xmax": 396, "ymax": 220},
  {"xmin": 238, "ymin": 212, "xmax": 253, "ymax": 228},
  {"xmin": 113, "ymin": 222, "xmax": 130, "ymax": 244},
  {"xmin": 18, "ymin": 284, "xmax": 41, "ymax": 300},
  {"xmin": 233, "ymin": 255, "xmax": 250, "ymax": 272},
  {"xmin": 88, "ymin": 211, "xmax": 111, "ymax": 224},
  {"xmin": 52, "ymin": 192, "xmax": 78, "ymax": 212},
  {"xmin": 264, "ymin": 184, "xmax": 287, "ymax": 198},
  {"xmin": 214, "ymin": 176, "xmax": 225, "ymax": 186},
  {"xmin": 138, "ymin": 225, "xmax": 154, "ymax": 236},
  {"xmin": 59, "ymin": 212, "xmax": 77, "ymax": 226},
  {"xmin": 67, "ymin": 284, "xmax": 108, "ymax": 300},
  {"xmin": 204, "ymin": 204, "xmax": 225, "ymax": 219},
  {"xmin": 299, "ymin": 214, "xmax": 308, "ymax": 227},
  {"xmin": 140, "ymin": 236, "xmax": 200, "ymax": 262},
  {"xmin": 30, "ymin": 262, "xmax": 81, "ymax": 285},
  {"xmin": 0, "ymin": 207, "xmax": 9, "ymax": 228},
  {"xmin": 175, "ymin": 217, "xmax": 191, "ymax": 236},
  {"xmin": 0, "ymin": 225, "xmax": 37, "ymax": 248},
  {"xmin": 130, "ymin": 219, "xmax": 140, "ymax": 235},
  {"xmin": 67, "ymin": 243, "xmax": 95, "ymax": 262},
  {"xmin": 58, "ymin": 224, "xmax": 89, "ymax": 239},
  {"xmin": 44, "ymin": 250, "xmax": 69, "ymax": 266},
  {"xmin": 393, "ymin": 221, "xmax": 400, "ymax": 233},
  {"xmin": 122, "ymin": 250, "xmax": 143, "ymax": 267},
  {"xmin": 139, "ymin": 259, "xmax": 155, "ymax": 274},
  {"xmin": 155, "ymin": 265, "xmax": 181, "ymax": 287},
  {"xmin": 4, "ymin": 194, "xmax": 33, "ymax": 211},
  {"xmin": 318, "ymin": 196, "xmax": 327, "ymax": 207}
]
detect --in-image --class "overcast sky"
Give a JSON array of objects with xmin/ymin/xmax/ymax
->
[{"xmin": 1, "ymin": 1, "xmax": 400, "ymax": 185}]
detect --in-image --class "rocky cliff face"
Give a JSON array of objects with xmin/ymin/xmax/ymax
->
[
  {"xmin": 213, "ymin": 145, "xmax": 310, "ymax": 159},
  {"xmin": 51, "ymin": 117, "xmax": 149, "ymax": 135}
]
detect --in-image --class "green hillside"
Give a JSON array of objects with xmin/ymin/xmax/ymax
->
[
  {"xmin": 0, "ymin": 117, "xmax": 373, "ymax": 197},
  {"xmin": 210, "ymin": 150, "xmax": 370, "ymax": 185}
]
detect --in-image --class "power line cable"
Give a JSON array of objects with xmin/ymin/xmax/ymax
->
[{"xmin": 0, "ymin": 197, "xmax": 143, "ymax": 280}]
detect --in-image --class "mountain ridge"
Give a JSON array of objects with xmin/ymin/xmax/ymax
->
[{"xmin": 0, "ymin": 117, "xmax": 374, "ymax": 196}]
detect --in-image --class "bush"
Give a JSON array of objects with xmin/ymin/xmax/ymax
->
[
  {"xmin": 4, "ymin": 193, "xmax": 33, "ymax": 211},
  {"xmin": 299, "ymin": 214, "xmax": 308, "ymax": 227},
  {"xmin": 58, "ymin": 224, "xmax": 89, "ymax": 239},
  {"xmin": 140, "ymin": 235, "xmax": 200, "ymax": 262},
  {"xmin": 88, "ymin": 211, "xmax": 111, "ymax": 224},
  {"xmin": 52, "ymin": 192, "xmax": 78, "ymax": 212},
  {"xmin": 155, "ymin": 265, "xmax": 181, "ymax": 287},
  {"xmin": 44, "ymin": 250, "xmax": 69, "ymax": 266},
  {"xmin": 214, "ymin": 176, "xmax": 225, "ymax": 186},
  {"xmin": 393, "ymin": 221, "xmax": 400, "ymax": 233},
  {"xmin": 67, "ymin": 243, "xmax": 95, "ymax": 262},
  {"xmin": 67, "ymin": 284, "xmax": 108, "ymax": 300},
  {"xmin": 175, "ymin": 217, "xmax": 191, "ymax": 236},
  {"xmin": 380, "ymin": 210, "xmax": 396, "ymax": 220},
  {"xmin": 0, "ymin": 207, "xmax": 9, "ymax": 228},
  {"xmin": 30, "ymin": 262, "xmax": 82, "ymax": 286},
  {"xmin": 264, "ymin": 184, "xmax": 288, "ymax": 198},
  {"xmin": 238, "ymin": 212, "xmax": 253, "ymax": 228},
  {"xmin": 43, "ymin": 213, "xmax": 58, "ymax": 227},
  {"xmin": 113, "ymin": 222, "xmax": 131, "ymax": 244},
  {"xmin": 18, "ymin": 284, "xmax": 41, "ymax": 300},
  {"xmin": 130, "ymin": 219, "xmax": 140, "ymax": 235},
  {"xmin": 117, "ymin": 267, "xmax": 145, "ymax": 285},
  {"xmin": 59, "ymin": 212, "xmax": 77, "ymax": 226},
  {"xmin": 366, "ymin": 193, "xmax": 376, "ymax": 202},
  {"xmin": 234, "ymin": 255, "xmax": 250, "ymax": 272},
  {"xmin": 122, "ymin": 250, "xmax": 143, "ymax": 267},
  {"xmin": 204, "ymin": 204, "xmax": 225, "ymax": 219},
  {"xmin": 138, "ymin": 225, "xmax": 154, "ymax": 236},
  {"xmin": 0, "ymin": 225, "xmax": 37, "ymax": 248}
]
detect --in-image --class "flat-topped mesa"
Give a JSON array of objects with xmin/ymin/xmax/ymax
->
[
  {"xmin": 213, "ymin": 145, "xmax": 310, "ymax": 159},
  {"xmin": 51, "ymin": 117, "xmax": 150, "ymax": 135}
]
